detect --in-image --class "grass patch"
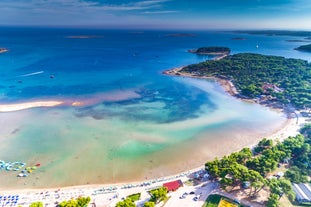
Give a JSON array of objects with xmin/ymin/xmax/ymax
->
[
  {"xmin": 127, "ymin": 193, "xmax": 141, "ymax": 202},
  {"xmin": 204, "ymin": 194, "xmax": 222, "ymax": 207},
  {"xmin": 184, "ymin": 179, "xmax": 194, "ymax": 186},
  {"xmin": 279, "ymin": 194, "xmax": 310, "ymax": 207}
]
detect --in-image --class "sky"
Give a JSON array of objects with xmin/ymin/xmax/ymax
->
[{"xmin": 0, "ymin": 0, "xmax": 310, "ymax": 30}]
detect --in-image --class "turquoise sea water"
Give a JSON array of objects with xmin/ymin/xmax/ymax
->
[{"xmin": 0, "ymin": 28, "xmax": 309, "ymax": 189}]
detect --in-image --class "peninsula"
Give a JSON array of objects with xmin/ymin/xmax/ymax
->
[
  {"xmin": 295, "ymin": 43, "xmax": 311, "ymax": 52},
  {"xmin": 165, "ymin": 53, "xmax": 311, "ymax": 110}
]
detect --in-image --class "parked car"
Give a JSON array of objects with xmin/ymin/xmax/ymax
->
[{"xmin": 193, "ymin": 194, "xmax": 201, "ymax": 201}]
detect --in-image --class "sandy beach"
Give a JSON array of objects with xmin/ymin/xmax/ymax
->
[
  {"xmin": 163, "ymin": 66, "xmax": 238, "ymax": 96},
  {"xmin": 0, "ymin": 113, "xmax": 304, "ymax": 206}
]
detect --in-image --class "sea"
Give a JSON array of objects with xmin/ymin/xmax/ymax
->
[{"xmin": 0, "ymin": 27, "xmax": 310, "ymax": 189}]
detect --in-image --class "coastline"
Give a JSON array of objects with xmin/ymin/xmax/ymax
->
[
  {"xmin": 0, "ymin": 68, "xmax": 306, "ymax": 191},
  {"xmin": 0, "ymin": 109, "xmax": 304, "ymax": 207},
  {"xmin": 0, "ymin": 60, "xmax": 308, "ymax": 206},
  {"xmin": 163, "ymin": 66, "xmax": 238, "ymax": 96},
  {"xmin": 0, "ymin": 75, "xmax": 306, "ymax": 206}
]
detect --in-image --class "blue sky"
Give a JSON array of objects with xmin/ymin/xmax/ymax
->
[{"xmin": 0, "ymin": 0, "xmax": 310, "ymax": 29}]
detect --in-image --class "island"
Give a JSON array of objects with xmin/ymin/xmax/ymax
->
[
  {"xmin": 231, "ymin": 37, "xmax": 247, "ymax": 40},
  {"xmin": 295, "ymin": 43, "xmax": 311, "ymax": 52},
  {"xmin": 66, "ymin": 35, "xmax": 102, "ymax": 39},
  {"xmin": 286, "ymin": 39, "xmax": 310, "ymax": 42},
  {"xmin": 166, "ymin": 53, "xmax": 311, "ymax": 110},
  {"xmin": 188, "ymin": 46, "xmax": 230, "ymax": 55},
  {"xmin": 0, "ymin": 48, "xmax": 8, "ymax": 53},
  {"xmin": 236, "ymin": 30, "xmax": 311, "ymax": 37},
  {"xmin": 165, "ymin": 33, "xmax": 196, "ymax": 37}
]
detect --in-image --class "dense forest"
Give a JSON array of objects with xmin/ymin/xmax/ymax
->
[
  {"xmin": 189, "ymin": 46, "xmax": 230, "ymax": 54},
  {"xmin": 181, "ymin": 53, "xmax": 311, "ymax": 109},
  {"xmin": 205, "ymin": 125, "xmax": 311, "ymax": 206},
  {"xmin": 295, "ymin": 43, "xmax": 311, "ymax": 52}
]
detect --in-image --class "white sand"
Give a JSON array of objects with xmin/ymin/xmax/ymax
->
[{"xmin": 0, "ymin": 101, "xmax": 64, "ymax": 112}]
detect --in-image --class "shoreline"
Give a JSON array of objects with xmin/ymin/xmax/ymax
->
[
  {"xmin": 163, "ymin": 66, "xmax": 238, "ymax": 97},
  {"xmin": 0, "ymin": 63, "xmax": 308, "ymax": 205},
  {"xmin": 0, "ymin": 111, "xmax": 304, "ymax": 207},
  {"xmin": 0, "ymin": 71, "xmax": 307, "ymax": 191}
]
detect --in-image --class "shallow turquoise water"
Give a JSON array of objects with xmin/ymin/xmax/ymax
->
[{"xmin": 0, "ymin": 28, "xmax": 307, "ymax": 188}]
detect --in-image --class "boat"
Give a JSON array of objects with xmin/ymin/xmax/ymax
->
[{"xmin": 17, "ymin": 173, "xmax": 28, "ymax": 177}]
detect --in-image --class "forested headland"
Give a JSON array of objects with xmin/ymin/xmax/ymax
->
[
  {"xmin": 181, "ymin": 53, "xmax": 311, "ymax": 110},
  {"xmin": 295, "ymin": 43, "xmax": 311, "ymax": 52}
]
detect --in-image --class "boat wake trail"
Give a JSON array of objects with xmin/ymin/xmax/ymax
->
[{"xmin": 19, "ymin": 71, "xmax": 44, "ymax": 77}]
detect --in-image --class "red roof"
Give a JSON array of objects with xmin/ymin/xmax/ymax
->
[{"xmin": 163, "ymin": 180, "xmax": 183, "ymax": 191}]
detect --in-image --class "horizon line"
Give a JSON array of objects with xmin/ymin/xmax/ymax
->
[{"xmin": 0, "ymin": 24, "xmax": 311, "ymax": 32}]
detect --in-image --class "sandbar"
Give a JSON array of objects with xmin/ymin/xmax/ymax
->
[
  {"xmin": 0, "ymin": 101, "xmax": 63, "ymax": 112},
  {"xmin": 0, "ymin": 90, "xmax": 140, "ymax": 112}
]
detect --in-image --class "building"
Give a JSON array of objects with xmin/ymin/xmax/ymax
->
[
  {"xmin": 163, "ymin": 180, "xmax": 183, "ymax": 192},
  {"xmin": 292, "ymin": 183, "xmax": 311, "ymax": 204}
]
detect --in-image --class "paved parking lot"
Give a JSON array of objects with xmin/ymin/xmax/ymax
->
[{"xmin": 164, "ymin": 181, "xmax": 218, "ymax": 207}]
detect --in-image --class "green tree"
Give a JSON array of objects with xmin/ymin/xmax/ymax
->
[
  {"xmin": 247, "ymin": 170, "xmax": 266, "ymax": 196},
  {"xmin": 143, "ymin": 201, "xmax": 155, "ymax": 207},
  {"xmin": 278, "ymin": 178, "xmax": 295, "ymax": 201},
  {"xmin": 205, "ymin": 158, "xmax": 220, "ymax": 179},
  {"xmin": 267, "ymin": 193, "xmax": 280, "ymax": 207},
  {"xmin": 59, "ymin": 199, "xmax": 78, "ymax": 207},
  {"xmin": 115, "ymin": 198, "xmax": 136, "ymax": 207},
  {"xmin": 300, "ymin": 123, "xmax": 311, "ymax": 139},
  {"xmin": 149, "ymin": 187, "xmax": 168, "ymax": 204},
  {"xmin": 220, "ymin": 177, "xmax": 233, "ymax": 191},
  {"xmin": 77, "ymin": 197, "xmax": 91, "ymax": 207},
  {"xmin": 254, "ymin": 138, "xmax": 273, "ymax": 154},
  {"xmin": 242, "ymin": 84, "xmax": 260, "ymax": 97},
  {"xmin": 285, "ymin": 166, "xmax": 308, "ymax": 183},
  {"xmin": 58, "ymin": 197, "xmax": 90, "ymax": 207},
  {"xmin": 29, "ymin": 202, "xmax": 43, "ymax": 207},
  {"xmin": 230, "ymin": 148, "xmax": 252, "ymax": 164}
]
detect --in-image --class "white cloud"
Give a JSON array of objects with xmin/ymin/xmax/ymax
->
[
  {"xmin": 142, "ymin": 10, "xmax": 178, "ymax": 14},
  {"xmin": 0, "ymin": 0, "xmax": 175, "ymax": 25},
  {"xmin": 0, "ymin": 0, "xmax": 172, "ymax": 12}
]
